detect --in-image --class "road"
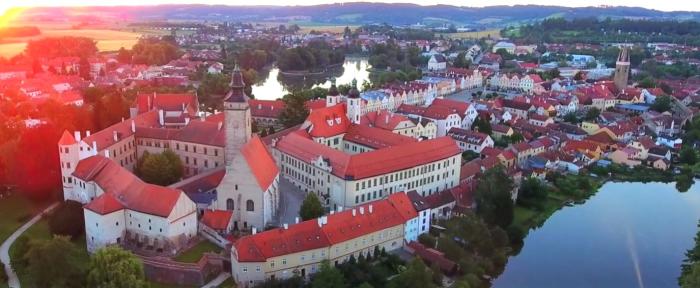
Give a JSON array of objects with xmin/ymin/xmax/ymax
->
[
  {"xmin": 1, "ymin": 202, "xmax": 58, "ymax": 288},
  {"xmin": 201, "ymin": 272, "xmax": 230, "ymax": 288}
]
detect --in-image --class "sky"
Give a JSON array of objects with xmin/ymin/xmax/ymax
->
[{"xmin": 1, "ymin": 0, "xmax": 700, "ymax": 17}]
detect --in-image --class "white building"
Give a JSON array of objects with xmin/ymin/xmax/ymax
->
[{"xmin": 428, "ymin": 54, "xmax": 447, "ymax": 71}]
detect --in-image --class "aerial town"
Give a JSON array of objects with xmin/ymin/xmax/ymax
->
[{"xmin": 1, "ymin": 2, "xmax": 700, "ymax": 288}]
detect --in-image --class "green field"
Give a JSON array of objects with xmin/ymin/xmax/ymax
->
[
  {"xmin": 438, "ymin": 28, "xmax": 502, "ymax": 40},
  {"xmin": 0, "ymin": 193, "xmax": 49, "ymax": 244},
  {"xmin": 173, "ymin": 240, "xmax": 222, "ymax": 263}
]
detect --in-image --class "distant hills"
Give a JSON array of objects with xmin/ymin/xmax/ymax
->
[{"xmin": 17, "ymin": 3, "xmax": 700, "ymax": 28}]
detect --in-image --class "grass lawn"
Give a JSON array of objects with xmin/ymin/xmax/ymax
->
[
  {"xmin": 0, "ymin": 193, "xmax": 49, "ymax": 244},
  {"xmin": 173, "ymin": 240, "xmax": 222, "ymax": 263}
]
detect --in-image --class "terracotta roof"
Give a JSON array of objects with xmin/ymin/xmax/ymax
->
[
  {"xmin": 275, "ymin": 132, "xmax": 460, "ymax": 180},
  {"xmin": 201, "ymin": 209, "xmax": 233, "ymax": 230},
  {"xmin": 82, "ymin": 110, "xmax": 160, "ymax": 151},
  {"xmin": 234, "ymin": 193, "xmax": 417, "ymax": 262},
  {"xmin": 73, "ymin": 155, "xmax": 183, "ymax": 217},
  {"xmin": 58, "ymin": 130, "xmax": 77, "ymax": 145},
  {"xmin": 424, "ymin": 189, "xmax": 456, "ymax": 209},
  {"xmin": 135, "ymin": 93, "xmax": 198, "ymax": 115},
  {"xmin": 447, "ymin": 128, "xmax": 489, "ymax": 145},
  {"xmin": 430, "ymin": 98, "xmax": 470, "ymax": 116},
  {"xmin": 502, "ymin": 99, "xmax": 533, "ymax": 111},
  {"xmin": 240, "ymin": 136, "xmax": 279, "ymax": 190},
  {"xmin": 407, "ymin": 241, "xmax": 458, "ymax": 274},
  {"xmin": 344, "ymin": 125, "xmax": 417, "ymax": 149},
  {"xmin": 304, "ymin": 104, "xmax": 351, "ymax": 138},
  {"xmin": 84, "ymin": 193, "xmax": 124, "ymax": 215},
  {"xmin": 249, "ymin": 99, "xmax": 285, "ymax": 119},
  {"xmin": 360, "ymin": 110, "xmax": 411, "ymax": 131}
]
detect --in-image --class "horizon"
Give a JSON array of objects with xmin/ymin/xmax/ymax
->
[{"xmin": 1, "ymin": 0, "xmax": 700, "ymax": 17}]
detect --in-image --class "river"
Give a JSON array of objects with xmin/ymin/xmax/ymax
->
[
  {"xmin": 251, "ymin": 58, "xmax": 371, "ymax": 100},
  {"xmin": 494, "ymin": 181, "xmax": 700, "ymax": 288}
]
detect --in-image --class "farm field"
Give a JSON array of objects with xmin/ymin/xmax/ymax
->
[
  {"xmin": 438, "ymin": 28, "xmax": 502, "ymax": 39},
  {"xmin": 0, "ymin": 28, "xmax": 146, "ymax": 57}
]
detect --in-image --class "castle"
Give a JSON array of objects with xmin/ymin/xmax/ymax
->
[{"xmin": 57, "ymin": 66, "xmax": 279, "ymax": 253}]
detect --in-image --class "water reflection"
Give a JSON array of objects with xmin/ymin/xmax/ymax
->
[
  {"xmin": 251, "ymin": 58, "xmax": 371, "ymax": 100},
  {"xmin": 494, "ymin": 182, "xmax": 700, "ymax": 288}
]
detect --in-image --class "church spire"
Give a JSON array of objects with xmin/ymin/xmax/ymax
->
[{"xmin": 225, "ymin": 65, "xmax": 247, "ymax": 103}]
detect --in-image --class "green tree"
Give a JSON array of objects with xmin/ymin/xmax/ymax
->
[
  {"xmin": 516, "ymin": 177, "xmax": 549, "ymax": 210},
  {"xmin": 48, "ymin": 200, "xmax": 85, "ymax": 239},
  {"xmin": 476, "ymin": 117, "xmax": 492, "ymax": 135},
  {"xmin": 87, "ymin": 246, "xmax": 147, "ymax": 288},
  {"xmin": 475, "ymin": 166, "xmax": 515, "ymax": 228},
  {"xmin": 388, "ymin": 258, "xmax": 436, "ymax": 288},
  {"xmin": 135, "ymin": 149, "xmax": 183, "ymax": 186},
  {"xmin": 79, "ymin": 56, "xmax": 91, "ymax": 80},
  {"xmin": 300, "ymin": 193, "xmax": 324, "ymax": 221},
  {"xmin": 585, "ymin": 107, "xmax": 601, "ymax": 121},
  {"xmin": 682, "ymin": 262, "xmax": 700, "ymax": 288},
  {"xmin": 680, "ymin": 146, "xmax": 698, "ymax": 165},
  {"xmin": 197, "ymin": 73, "xmax": 229, "ymax": 112},
  {"xmin": 651, "ymin": 95, "xmax": 672, "ymax": 113},
  {"xmin": 563, "ymin": 112, "xmax": 578, "ymax": 124},
  {"xmin": 278, "ymin": 91, "xmax": 310, "ymax": 128},
  {"xmin": 311, "ymin": 260, "xmax": 347, "ymax": 288},
  {"xmin": 10, "ymin": 235, "xmax": 31, "ymax": 274},
  {"xmin": 25, "ymin": 236, "xmax": 86, "ymax": 288},
  {"xmin": 681, "ymin": 220, "xmax": 700, "ymax": 286}
]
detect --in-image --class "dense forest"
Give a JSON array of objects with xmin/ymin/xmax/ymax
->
[{"xmin": 507, "ymin": 18, "xmax": 700, "ymax": 45}]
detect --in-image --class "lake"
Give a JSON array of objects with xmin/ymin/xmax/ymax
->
[
  {"xmin": 494, "ymin": 181, "xmax": 700, "ymax": 288},
  {"xmin": 251, "ymin": 57, "xmax": 371, "ymax": 100}
]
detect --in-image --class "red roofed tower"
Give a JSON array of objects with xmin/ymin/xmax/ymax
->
[{"xmin": 58, "ymin": 130, "xmax": 80, "ymax": 201}]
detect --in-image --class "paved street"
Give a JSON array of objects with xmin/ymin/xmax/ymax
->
[
  {"xmin": 275, "ymin": 177, "xmax": 306, "ymax": 226},
  {"xmin": 201, "ymin": 272, "xmax": 230, "ymax": 288},
  {"xmin": 1, "ymin": 202, "xmax": 58, "ymax": 288}
]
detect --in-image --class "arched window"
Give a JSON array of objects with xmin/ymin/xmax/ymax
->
[
  {"xmin": 246, "ymin": 200, "xmax": 254, "ymax": 211},
  {"xmin": 226, "ymin": 199, "xmax": 234, "ymax": 210}
]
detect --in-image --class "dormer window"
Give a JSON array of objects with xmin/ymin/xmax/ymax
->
[{"xmin": 335, "ymin": 117, "xmax": 342, "ymax": 124}]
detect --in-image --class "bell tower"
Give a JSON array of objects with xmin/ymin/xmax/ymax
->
[
  {"xmin": 224, "ymin": 65, "xmax": 251, "ymax": 166},
  {"xmin": 326, "ymin": 78, "xmax": 341, "ymax": 107},
  {"xmin": 346, "ymin": 79, "xmax": 362, "ymax": 125},
  {"xmin": 614, "ymin": 46, "xmax": 630, "ymax": 92}
]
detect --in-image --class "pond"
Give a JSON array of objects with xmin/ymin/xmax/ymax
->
[
  {"xmin": 251, "ymin": 57, "xmax": 371, "ymax": 100},
  {"xmin": 494, "ymin": 181, "xmax": 700, "ymax": 288}
]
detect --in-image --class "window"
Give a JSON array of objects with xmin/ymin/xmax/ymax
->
[
  {"xmin": 226, "ymin": 199, "xmax": 234, "ymax": 210},
  {"xmin": 246, "ymin": 200, "xmax": 255, "ymax": 211}
]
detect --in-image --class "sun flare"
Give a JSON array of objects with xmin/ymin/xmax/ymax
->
[{"xmin": 0, "ymin": 6, "xmax": 24, "ymax": 27}]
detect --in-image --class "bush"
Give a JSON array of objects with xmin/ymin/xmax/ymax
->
[
  {"xmin": 0, "ymin": 263, "xmax": 7, "ymax": 283},
  {"xmin": 11, "ymin": 235, "xmax": 31, "ymax": 274},
  {"xmin": 48, "ymin": 200, "xmax": 85, "ymax": 239}
]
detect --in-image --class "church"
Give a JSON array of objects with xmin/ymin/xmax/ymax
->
[{"xmin": 57, "ymin": 66, "xmax": 279, "ymax": 253}]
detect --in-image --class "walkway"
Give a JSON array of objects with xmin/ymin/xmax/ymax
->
[
  {"xmin": 1, "ymin": 202, "xmax": 58, "ymax": 288},
  {"xmin": 201, "ymin": 272, "xmax": 230, "ymax": 288}
]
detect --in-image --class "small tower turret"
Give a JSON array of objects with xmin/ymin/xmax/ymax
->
[
  {"xmin": 326, "ymin": 78, "xmax": 341, "ymax": 107},
  {"xmin": 347, "ymin": 79, "xmax": 362, "ymax": 124}
]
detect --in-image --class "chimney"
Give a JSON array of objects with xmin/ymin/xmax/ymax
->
[
  {"xmin": 121, "ymin": 117, "xmax": 124, "ymax": 122},
  {"xmin": 131, "ymin": 120, "xmax": 136, "ymax": 133},
  {"xmin": 218, "ymin": 122, "xmax": 223, "ymax": 130},
  {"xmin": 360, "ymin": 206, "xmax": 365, "ymax": 215},
  {"xmin": 92, "ymin": 141, "xmax": 97, "ymax": 155},
  {"xmin": 352, "ymin": 208, "xmax": 356, "ymax": 216},
  {"xmin": 86, "ymin": 130, "xmax": 91, "ymax": 137},
  {"xmin": 158, "ymin": 110, "xmax": 164, "ymax": 126},
  {"xmin": 385, "ymin": 115, "xmax": 389, "ymax": 124},
  {"xmin": 322, "ymin": 216, "xmax": 328, "ymax": 225},
  {"xmin": 185, "ymin": 117, "xmax": 190, "ymax": 125},
  {"xmin": 74, "ymin": 131, "xmax": 81, "ymax": 142},
  {"xmin": 113, "ymin": 131, "xmax": 118, "ymax": 142},
  {"xmin": 330, "ymin": 211, "xmax": 335, "ymax": 215},
  {"xmin": 252, "ymin": 227, "xmax": 257, "ymax": 235},
  {"xmin": 317, "ymin": 218, "xmax": 323, "ymax": 228},
  {"xmin": 369, "ymin": 204, "xmax": 373, "ymax": 213},
  {"xmin": 295, "ymin": 217, "xmax": 299, "ymax": 224},
  {"xmin": 283, "ymin": 223, "xmax": 288, "ymax": 230}
]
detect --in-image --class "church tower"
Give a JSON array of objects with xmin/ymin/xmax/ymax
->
[
  {"xmin": 614, "ymin": 46, "xmax": 630, "ymax": 92},
  {"xmin": 224, "ymin": 65, "xmax": 252, "ymax": 166},
  {"xmin": 346, "ymin": 79, "xmax": 362, "ymax": 124},
  {"xmin": 325, "ymin": 78, "xmax": 341, "ymax": 107}
]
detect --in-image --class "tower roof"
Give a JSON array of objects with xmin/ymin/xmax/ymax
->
[
  {"xmin": 348, "ymin": 79, "xmax": 360, "ymax": 98},
  {"xmin": 225, "ymin": 65, "xmax": 248, "ymax": 103},
  {"xmin": 328, "ymin": 78, "xmax": 340, "ymax": 96},
  {"xmin": 58, "ymin": 130, "xmax": 77, "ymax": 145}
]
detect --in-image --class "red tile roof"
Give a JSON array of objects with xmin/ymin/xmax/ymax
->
[
  {"xmin": 58, "ymin": 130, "xmax": 77, "ymax": 145},
  {"xmin": 201, "ymin": 209, "xmax": 233, "ymax": 230},
  {"xmin": 135, "ymin": 93, "xmax": 198, "ymax": 115},
  {"xmin": 82, "ymin": 110, "xmax": 160, "ymax": 151},
  {"xmin": 84, "ymin": 193, "xmax": 124, "ymax": 215},
  {"xmin": 240, "ymin": 136, "xmax": 279, "ymax": 190},
  {"xmin": 249, "ymin": 99, "xmax": 285, "ymax": 119},
  {"xmin": 360, "ymin": 110, "xmax": 411, "ymax": 131},
  {"xmin": 344, "ymin": 125, "xmax": 417, "ymax": 149},
  {"xmin": 430, "ymin": 98, "xmax": 470, "ymax": 116},
  {"xmin": 305, "ymin": 104, "xmax": 351, "ymax": 138},
  {"xmin": 73, "ymin": 155, "xmax": 184, "ymax": 217},
  {"xmin": 234, "ymin": 193, "xmax": 416, "ymax": 262}
]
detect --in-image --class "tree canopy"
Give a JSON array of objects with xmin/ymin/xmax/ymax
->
[
  {"xmin": 300, "ymin": 193, "xmax": 325, "ymax": 221},
  {"xmin": 25, "ymin": 36, "xmax": 97, "ymax": 59},
  {"xmin": 48, "ymin": 200, "xmax": 85, "ymax": 239},
  {"xmin": 475, "ymin": 166, "xmax": 515, "ymax": 228},
  {"xmin": 135, "ymin": 150, "xmax": 184, "ymax": 186},
  {"xmin": 25, "ymin": 236, "xmax": 86, "ymax": 288},
  {"xmin": 311, "ymin": 260, "xmax": 347, "ymax": 288},
  {"xmin": 87, "ymin": 246, "xmax": 148, "ymax": 288}
]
